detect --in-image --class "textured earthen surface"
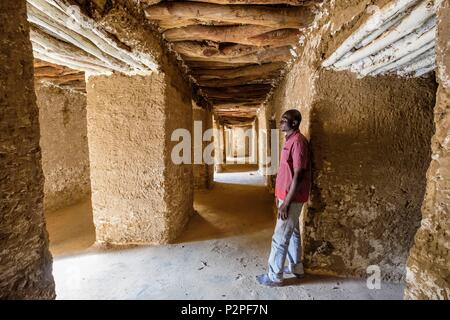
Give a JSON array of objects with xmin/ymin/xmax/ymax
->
[
  {"xmin": 230, "ymin": 125, "xmax": 252, "ymax": 158},
  {"xmin": 0, "ymin": 0, "xmax": 55, "ymax": 299},
  {"xmin": 257, "ymin": 108, "xmax": 267, "ymax": 176},
  {"xmin": 405, "ymin": 1, "xmax": 450, "ymax": 299},
  {"xmin": 193, "ymin": 104, "xmax": 213, "ymax": 189},
  {"xmin": 305, "ymin": 70, "xmax": 436, "ymax": 282},
  {"xmin": 265, "ymin": 0, "xmax": 438, "ymax": 282},
  {"xmin": 35, "ymin": 83, "xmax": 91, "ymax": 212},
  {"xmin": 213, "ymin": 119, "xmax": 225, "ymax": 173},
  {"xmin": 87, "ymin": 69, "xmax": 193, "ymax": 245},
  {"xmin": 164, "ymin": 64, "xmax": 195, "ymax": 240}
]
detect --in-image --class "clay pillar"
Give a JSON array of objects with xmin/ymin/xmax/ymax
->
[
  {"xmin": 213, "ymin": 118, "xmax": 225, "ymax": 173},
  {"xmin": 257, "ymin": 107, "xmax": 268, "ymax": 177},
  {"xmin": 86, "ymin": 72, "xmax": 193, "ymax": 245},
  {"xmin": 251, "ymin": 120, "xmax": 259, "ymax": 164},
  {"xmin": 205, "ymin": 108, "xmax": 214, "ymax": 188},
  {"xmin": 0, "ymin": 0, "xmax": 55, "ymax": 299},
  {"xmin": 221, "ymin": 125, "xmax": 227, "ymax": 164},
  {"xmin": 405, "ymin": 2, "xmax": 450, "ymax": 299},
  {"xmin": 226, "ymin": 127, "xmax": 233, "ymax": 159},
  {"xmin": 193, "ymin": 103, "xmax": 213, "ymax": 189}
]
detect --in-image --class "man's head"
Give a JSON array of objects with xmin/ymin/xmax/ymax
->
[{"xmin": 280, "ymin": 109, "xmax": 302, "ymax": 133}]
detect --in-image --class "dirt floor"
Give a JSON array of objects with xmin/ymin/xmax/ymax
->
[{"xmin": 45, "ymin": 164, "xmax": 404, "ymax": 299}]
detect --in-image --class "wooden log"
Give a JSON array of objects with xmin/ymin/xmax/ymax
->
[
  {"xmin": 34, "ymin": 58, "xmax": 57, "ymax": 68},
  {"xmin": 164, "ymin": 25, "xmax": 273, "ymax": 42},
  {"xmin": 210, "ymin": 96, "xmax": 266, "ymax": 102},
  {"xmin": 333, "ymin": 0, "xmax": 441, "ymax": 68},
  {"xmin": 27, "ymin": 0, "xmax": 157, "ymax": 74},
  {"xmin": 210, "ymin": 97, "xmax": 266, "ymax": 105},
  {"xmin": 145, "ymin": 2, "xmax": 314, "ymax": 29},
  {"xmin": 154, "ymin": 18, "xmax": 237, "ymax": 30},
  {"xmin": 198, "ymin": 75, "xmax": 274, "ymax": 85},
  {"xmin": 414, "ymin": 64, "xmax": 435, "ymax": 76},
  {"xmin": 160, "ymin": 0, "xmax": 313, "ymax": 6},
  {"xmin": 172, "ymin": 41, "xmax": 293, "ymax": 64},
  {"xmin": 164, "ymin": 25, "xmax": 301, "ymax": 47},
  {"xmin": 31, "ymin": 38, "xmax": 114, "ymax": 74},
  {"xmin": 248, "ymin": 28, "xmax": 302, "ymax": 47},
  {"xmin": 36, "ymin": 73, "xmax": 86, "ymax": 83},
  {"xmin": 192, "ymin": 62, "xmax": 284, "ymax": 80},
  {"xmin": 356, "ymin": 26, "xmax": 435, "ymax": 76},
  {"xmin": 322, "ymin": 0, "xmax": 420, "ymax": 67},
  {"xmin": 219, "ymin": 116, "xmax": 257, "ymax": 125},
  {"xmin": 38, "ymin": 0, "xmax": 152, "ymax": 72},
  {"xmin": 34, "ymin": 65, "xmax": 81, "ymax": 77},
  {"xmin": 30, "ymin": 26, "xmax": 113, "ymax": 70},
  {"xmin": 173, "ymin": 41, "xmax": 260, "ymax": 58},
  {"xmin": 395, "ymin": 51, "xmax": 435, "ymax": 75},
  {"xmin": 33, "ymin": 59, "xmax": 86, "ymax": 91},
  {"xmin": 205, "ymin": 91, "xmax": 268, "ymax": 99},
  {"xmin": 214, "ymin": 102, "xmax": 261, "ymax": 109},
  {"xmin": 32, "ymin": 47, "xmax": 108, "ymax": 75},
  {"xmin": 354, "ymin": 10, "xmax": 407, "ymax": 49},
  {"xmin": 27, "ymin": 3, "xmax": 132, "ymax": 73},
  {"xmin": 369, "ymin": 41, "xmax": 435, "ymax": 75},
  {"xmin": 186, "ymin": 61, "xmax": 257, "ymax": 69},
  {"xmin": 200, "ymin": 84, "xmax": 272, "ymax": 95},
  {"xmin": 196, "ymin": 76, "xmax": 275, "ymax": 86}
]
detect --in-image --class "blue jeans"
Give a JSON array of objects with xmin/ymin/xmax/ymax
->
[{"xmin": 268, "ymin": 199, "xmax": 304, "ymax": 282}]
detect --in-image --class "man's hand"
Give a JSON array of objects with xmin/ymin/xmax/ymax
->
[{"xmin": 278, "ymin": 202, "xmax": 289, "ymax": 220}]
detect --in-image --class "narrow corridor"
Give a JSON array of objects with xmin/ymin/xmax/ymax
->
[{"xmin": 47, "ymin": 165, "xmax": 404, "ymax": 299}]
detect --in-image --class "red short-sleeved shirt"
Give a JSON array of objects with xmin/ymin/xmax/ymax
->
[{"xmin": 275, "ymin": 131, "xmax": 311, "ymax": 203}]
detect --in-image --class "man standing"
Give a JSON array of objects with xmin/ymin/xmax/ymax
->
[{"xmin": 257, "ymin": 109, "xmax": 311, "ymax": 287}]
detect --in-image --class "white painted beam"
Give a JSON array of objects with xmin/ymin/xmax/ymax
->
[
  {"xmin": 334, "ymin": 0, "xmax": 442, "ymax": 69},
  {"xmin": 322, "ymin": 0, "xmax": 421, "ymax": 67}
]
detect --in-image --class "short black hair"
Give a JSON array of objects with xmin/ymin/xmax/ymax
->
[{"xmin": 282, "ymin": 109, "xmax": 302, "ymax": 130}]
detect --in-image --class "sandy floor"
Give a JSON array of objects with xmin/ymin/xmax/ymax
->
[{"xmin": 45, "ymin": 164, "xmax": 404, "ymax": 300}]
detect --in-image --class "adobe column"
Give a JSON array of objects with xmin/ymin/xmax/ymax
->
[
  {"xmin": 0, "ymin": 0, "xmax": 55, "ymax": 299},
  {"xmin": 213, "ymin": 118, "xmax": 225, "ymax": 173},
  {"xmin": 86, "ymin": 72, "xmax": 194, "ymax": 245}
]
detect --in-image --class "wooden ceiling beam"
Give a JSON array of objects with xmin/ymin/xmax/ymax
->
[
  {"xmin": 175, "ymin": 42, "xmax": 293, "ymax": 64},
  {"xmin": 145, "ymin": 2, "xmax": 315, "ymax": 29},
  {"xmin": 192, "ymin": 62, "xmax": 284, "ymax": 80},
  {"xmin": 164, "ymin": 25, "xmax": 301, "ymax": 47}
]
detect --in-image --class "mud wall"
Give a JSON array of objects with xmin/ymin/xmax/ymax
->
[
  {"xmin": 35, "ymin": 83, "xmax": 91, "ymax": 212},
  {"xmin": 164, "ymin": 66, "xmax": 195, "ymax": 239},
  {"xmin": 193, "ymin": 104, "xmax": 213, "ymax": 189},
  {"xmin": 265, "ymin": 0, "xmax": 437, "ymax": 282},
  {"xmin": 306, "ymin": 70, "xmax": 435, "ymax": 281},
  {"xmin": 0, "ymin": 0, "xmax": 55, "ymax": 299},
  {"xmin": 405, "ymin": 1, "xmax": 450, "ymax": 299},
  {"xmin": 230, "ymin": 125, "xmax": 252, "ymax": 158}
]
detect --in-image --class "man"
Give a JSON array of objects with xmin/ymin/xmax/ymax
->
[{"xmin": 256, "ymin": 109, "xmax": 311, "ymax": 287}]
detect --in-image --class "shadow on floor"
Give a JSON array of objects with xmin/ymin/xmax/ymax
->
[
  {"xmin": 45, "ymin": 163, "xmax": 274, "ymax": 255},
  {"xmin": 45, "ymin": 197, "xmax": 96, "ymax": 257},
  {"xmin": 175, "ymin": 164, "xmax": 275, "ymax": 243},
  {"xmin": 220, "ymin": 163, "xmax": 259, "ymax": 173}
]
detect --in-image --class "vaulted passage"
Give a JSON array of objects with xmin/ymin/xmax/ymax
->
[{"xmin": 1, "ymin": 0, "xmax": 449, "ymax": 300}]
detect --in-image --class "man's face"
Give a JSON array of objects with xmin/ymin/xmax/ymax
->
[{"xmin": 279, "ymin": 115, "xmax": 290, "ymax": 132}]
